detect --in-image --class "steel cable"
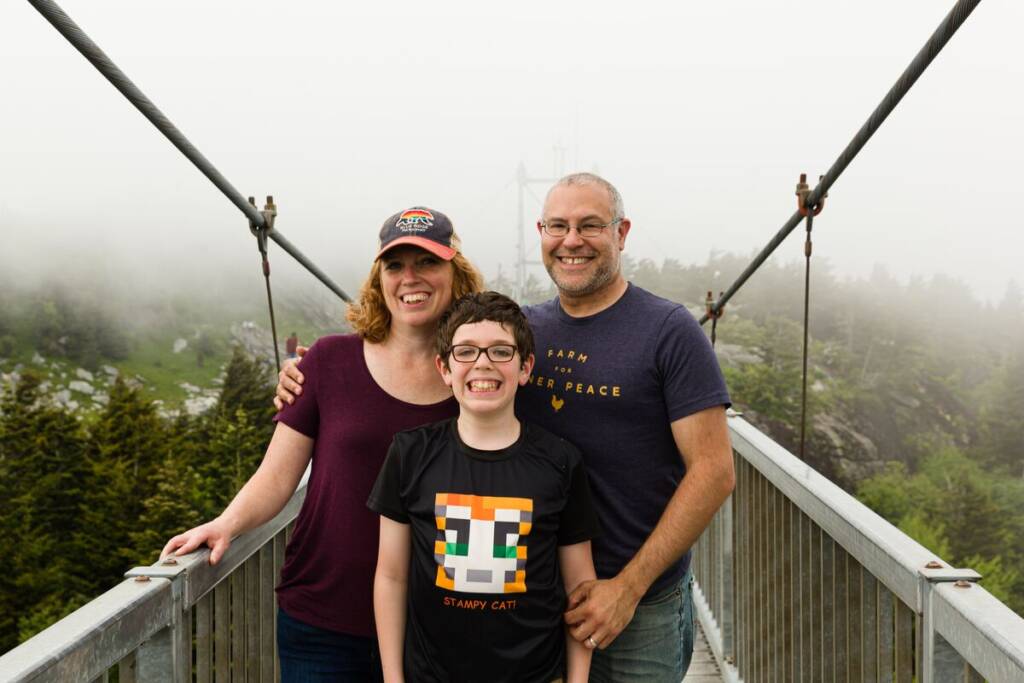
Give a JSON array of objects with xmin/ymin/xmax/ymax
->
[
  {"xmin": 27, "ymin": 0, "xmax": 353, "ymax": 303},
  {"xmin": 700, "ymin": 0, "xmax": 983, "ymax": 325},
  {"xmin": 798, "ymin": 210, "xmax": 814, "ymax": 461}
]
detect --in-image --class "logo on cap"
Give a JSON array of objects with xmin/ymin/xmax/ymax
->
[{"xmin": 395, "ymin": 209, "xmax": 434, "ymax": 234}]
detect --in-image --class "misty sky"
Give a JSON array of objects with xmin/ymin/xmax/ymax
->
[{"xmin": 2, "ymin": 0, "xmax": 1021, "ymax": 304}]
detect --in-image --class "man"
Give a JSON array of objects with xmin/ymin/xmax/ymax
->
[{"xmin": 515, "ymin": 173, "xmax": 734, "ymax": 682}]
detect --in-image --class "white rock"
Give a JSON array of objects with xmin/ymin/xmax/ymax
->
[
  {"xmin": 69, "ymin": 380, "xmax": 95, "ymax": 395},
  {"xmin": 32, "ymin": 352, "xmax": 46, "ymax": 365},
  {"xmin": 66, "ymin": 400, "xmax": 80, "ymax": 411},
  {"xmin": 183, "ymin": 395, "xmax": 218, "ymax": 416},
  {"xmin": 179, "ymin": 382, "xmax": 201, "ymax": 394},
  {"xmin": 102, "ymin": 365, "xmax": 119, "ymax": 377},
  {"xmin": 173, "ymin": 338, "xmax": 188, "ymax": 353},
  {"xmin": 76, "ymin": 368, "xmax": 95, "ymax": 382},
  {"xmin": 92, "ymin": 392, "xmax": 110, "ymax": 406},
  {"xmin": 53, "ymin": 389, "xmax": 72, "ymax": 404}
]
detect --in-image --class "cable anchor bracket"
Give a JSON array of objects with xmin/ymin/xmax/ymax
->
[
  {"xmin": 705, "ymin": 290, "xmax": 725, "ymax": 322},
  {"xmin": 249, "ymin": 196, "xmax": 278, "ymax": 275},
  {"xmin": 796, "ymin": 173, "xmax": 827, "ymax": 217},
  {"xmin": 705, "ymin": 290, "xmax": 725, "ymax": 347}
]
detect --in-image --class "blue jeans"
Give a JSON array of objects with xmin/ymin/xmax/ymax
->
[
  {"xmin": 277, "ymin": 609, "xmax": 383, "ymax": 683},
  {"xmin": 589, "ymin": 570, "xmax": 694, "ymax": 683}
]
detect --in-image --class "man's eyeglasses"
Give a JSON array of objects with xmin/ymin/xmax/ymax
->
[
  {"xmin": 450, "ymin": 344, "xmax": 517, "ymax": 363},
  {"xmin": 539, "ymin": 218, "xmax": 622, "ymax": 238}
]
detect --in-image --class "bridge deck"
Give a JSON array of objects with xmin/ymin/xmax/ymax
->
[{"xmin": 684, "ymin": 622, "xmax": 724, "ymax": 682}]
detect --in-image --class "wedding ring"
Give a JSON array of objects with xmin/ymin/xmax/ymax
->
[{"xmin": 586, "ymin": 636, "xmax": 599, "ymax": 648}]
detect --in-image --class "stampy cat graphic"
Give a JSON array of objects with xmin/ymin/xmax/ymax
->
[{"xmin": 434, "ymin": 493, "xmax": 532, "ymax": 594}]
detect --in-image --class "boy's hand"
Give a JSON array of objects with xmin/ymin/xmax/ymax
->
[
  {"xmin": 274, "ymin": 345, "xmax": 308, "ymax": 410},
  {"xmin": 565, "ymin": 576, "xmax": 642, "ymax": 650}
]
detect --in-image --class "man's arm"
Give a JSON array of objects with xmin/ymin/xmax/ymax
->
[
  {"xmin": 558, "ymin": 541, "xmax": 597, "ymax": 683},
  {"xmin": 375, "ymin": 517, "xmax": 411, "ymax": 683},
  {"xmin": 565, "ymin": 405, "xmax": 734, "ymax": 648}
]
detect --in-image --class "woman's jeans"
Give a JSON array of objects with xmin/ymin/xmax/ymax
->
[{"xmin": 277, "ymin": 608, "xmax": 383, "ymax": 683}]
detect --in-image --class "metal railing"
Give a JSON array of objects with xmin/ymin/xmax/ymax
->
[
  {"xmin": 0, "ymin": 472, "xmax": 308, "ymax": 683},
  {"xmin": 5, "ymin": 415, "xmax": 1024, "ymax": 682},
  {"xmin": 692, "ymin": 415, "xmax": 1024, "ymax": 683}
]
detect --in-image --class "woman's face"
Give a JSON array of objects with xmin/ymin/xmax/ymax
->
[{"xmin": 379, "ymin": 245, "xmax": 455, "ymax": 332}]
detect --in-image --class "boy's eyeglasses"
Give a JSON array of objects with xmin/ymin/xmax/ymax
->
[{"xmin": 450, "ymin": 344, "xmax": 517, "ymax": 363}]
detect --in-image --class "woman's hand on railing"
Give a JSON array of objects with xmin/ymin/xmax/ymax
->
[
  {"xmin": 273, "ymin": 345, "xmax": 308, "ymax": 411},
  {"xmin": 161, "ymin": 517, "xmax": 234, "ymax": 565}
]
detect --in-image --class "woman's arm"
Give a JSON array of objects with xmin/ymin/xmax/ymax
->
[
  {"xmin": 375, "ymin": 516, "xmax": 412, "ymax": 683},
  {"xmin": 161, "ymin": 421, "xmax": 313, "ymax": 564},
  {"xmin": 559, "ymin": 541, "xmax": 597, "ymax": 683}
]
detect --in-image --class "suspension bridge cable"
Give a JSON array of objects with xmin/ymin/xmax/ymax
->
[
  {"xmin": 798, "ymin": 209, "xmax": 814, "ymax": 461},
  {"xmin": 700, "ymin": 0, "xmax": 983, "ymax": 325},
  {"xmin": 27, "ymin": 0, "xmax": 353, "ymax": 304}
]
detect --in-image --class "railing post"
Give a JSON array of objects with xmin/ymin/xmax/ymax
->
[
  {"xmin": 127, "ymin": 563, "xmax": 190, "ymax": 683},
  {"xmin": 919, "ymin": 565, "xmax": 981, "ymax": 682},
  {"xmin": 720, "ymin": 491, "xmax": 735, "ymax": 663}
]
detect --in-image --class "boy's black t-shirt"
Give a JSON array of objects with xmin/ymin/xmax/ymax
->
[{"xmin": 368, "ymin": 418, "xmax": 601, "ymax": 683}]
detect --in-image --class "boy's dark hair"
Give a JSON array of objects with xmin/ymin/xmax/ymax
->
[{"xmin": 436, "ymin": 291, "xmax": 535, "ymax": 369}]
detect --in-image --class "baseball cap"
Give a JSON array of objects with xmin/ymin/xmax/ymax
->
[{"xmin": 376, "ymin": 207, "xmax": 460, "ymax": 261}]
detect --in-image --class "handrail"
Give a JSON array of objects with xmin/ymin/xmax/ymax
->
[
  {"xmin": 0, "ymin": 578, "xmax": 172, "ymax": 682},
  {"xmin": 728, "ymin": 418, "xmax": 937, "ymax": 611},
  {"xmin": 692, "ymin": 415, "xmax": 1024, "ymax": 683},
  {"xmin": 124, "ymin": 467, "xmax": 309, "ymax": 609},
  {"xmin": 0, "ymin": 469, "xmax": 309, "ymax": 682}
]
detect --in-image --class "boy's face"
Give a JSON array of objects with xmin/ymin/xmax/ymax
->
[{"xmin": 436, "ymin": 320, "xmax": 534, "ymax": 417}]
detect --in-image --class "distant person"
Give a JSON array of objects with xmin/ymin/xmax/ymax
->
[
  {"xmin": 278, "ymin": 175, "xmax": 735, "ymax": 682},
  {"xmin": 285, "ymin": 332, "xmax": 299, "ymax": 360},
  {"xmin": 163, "ymin": 207, "xmax": 484, "ymax": 682},
  {"xmin": 369, "ymin": 291, "xmax": 600, "ymax": 683}
]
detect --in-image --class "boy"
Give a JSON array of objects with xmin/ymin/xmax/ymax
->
[{"xmin": 368, "ymin": 291, "xmax": 600, "ymax": 683}]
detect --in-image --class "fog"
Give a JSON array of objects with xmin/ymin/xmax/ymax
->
[{"xmin": 2, "ymin": 0, "xmax": 1021, "ymax": 305}]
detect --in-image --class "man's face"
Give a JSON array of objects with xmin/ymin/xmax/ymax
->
[{"xmin": 538, "ymin": 183, "xmax": 631, "ymax": 298}]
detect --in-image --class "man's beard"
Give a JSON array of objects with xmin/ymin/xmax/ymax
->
[{"xmin": 545, "ymin": 257, "xmax": 617, "ymax": 298}]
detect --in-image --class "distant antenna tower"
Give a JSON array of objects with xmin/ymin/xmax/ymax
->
[{"xmin": 514, "ymin": 162, "xmax": 557, "ymax": 303}]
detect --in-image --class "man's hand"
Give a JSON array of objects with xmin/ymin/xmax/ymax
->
[
  {"xmin": 564, "ymin": 575, "xmax": 642, "ymax": 650},
  {"xmin": 273, "ymin": 345, "xmax": 308, "ymax": 410}
]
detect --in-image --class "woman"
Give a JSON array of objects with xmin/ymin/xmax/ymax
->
[{"xmin": 162, "ymin": 207, "xmax": 483, "ymax": 682}]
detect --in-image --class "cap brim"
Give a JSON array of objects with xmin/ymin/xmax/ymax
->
[{"xmin": 376, "ymin": 236, "xmax": 457, "ymax": 261}]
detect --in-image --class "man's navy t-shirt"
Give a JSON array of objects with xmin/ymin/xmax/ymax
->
[{"xmin": 518, "ymin": 283, "xmax": 730, "ymax": 597}]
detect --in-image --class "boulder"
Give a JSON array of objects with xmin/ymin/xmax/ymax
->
[{"xmin": 69, "ymin": 380, "xmax": 95, "ymax": 395}]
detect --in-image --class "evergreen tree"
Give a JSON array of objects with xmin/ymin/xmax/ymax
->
[
  {"xmin": 75, "ymin": 378, "xmax": 168, "ymax": 589},
  {"xmin": 217, "ymin": 346, "xmax": 275, "ymax": 422},
  {"xmin": 129, "ymin": 454, "xmax": 205, "ymax": 564},
  {"xmin": 0, "ymin": 373, "xmax": 89, "ymax": 651},
  {"xmin": 976, "ymin": 353, "xmax": 1024, "ymax": 477}
]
